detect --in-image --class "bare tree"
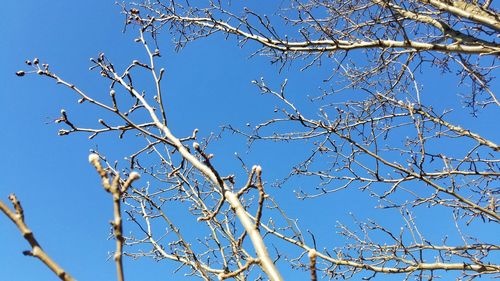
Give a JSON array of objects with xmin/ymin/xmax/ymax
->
[{"xmin": 4, "ymin": 0, "xmax": 499, "ymax": 280}]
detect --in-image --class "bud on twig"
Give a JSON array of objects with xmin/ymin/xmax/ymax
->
[
  {"xmin": 129, "ymin": 171, "xmax": 140, "ymax": 181},
  {"xmin": 58, "ymin": 129, "xmax": 70, "ymax": 136},
  {"xmin": 308, "ymin": 248, "xmax": 317, "ymax": 258},
  {"xmin": 253, "ymin": 165, "xmax": 262, "ymax": 174},
  {"xmin": 193, "ymin": 142, "xmax": 200, "ymax": 150},
  {"xmin": 88, "ymin": 153, "xmax": 100, "ymax": 164}
]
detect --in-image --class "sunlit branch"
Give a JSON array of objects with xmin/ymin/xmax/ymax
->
[{"xmin": 0, "ymin": 195, "xmax": 76, "ymax": 281}]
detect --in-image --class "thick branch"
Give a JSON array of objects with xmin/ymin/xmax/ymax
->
[
  {"xmin": 417, "ymin": 0, "xmax": 500, "ymax": 32},
  {"xmin": 156, "ymin": 15, "xmax": 500, "ymax": 54}
]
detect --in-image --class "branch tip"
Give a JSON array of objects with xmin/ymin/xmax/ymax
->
[
  {"xmin": 88, "ymin": 153, "xmax": 100, "ymax": 164},
  {"xmin": 193, "ymin": 142, "xmax": 200, "ymax": 150},
  {"xmin": 129, "ymin": 171, "xmax": 141, "ymax": 181}
]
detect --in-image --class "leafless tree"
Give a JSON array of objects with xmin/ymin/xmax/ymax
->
[{"xmin": 4, "ymin": 0, "xmax": 499, "ymax": 280}]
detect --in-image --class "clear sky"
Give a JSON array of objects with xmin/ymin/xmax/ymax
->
[{"xmin": 1, "ymin": 1, "xmax": 498, "ymax": 281}]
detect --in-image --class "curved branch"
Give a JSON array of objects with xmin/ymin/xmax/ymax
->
[{"xmin": 155, "ymin": 15, "xmax": 500, "ymax": 54}]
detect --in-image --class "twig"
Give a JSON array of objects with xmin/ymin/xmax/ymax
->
[
  {"xmin": 0, "ymin": 194, "xmax": 76, "ymax": 281},
  {"xmin": 89, "ymin": 153, "xmax": 141, "ymax": 281}
]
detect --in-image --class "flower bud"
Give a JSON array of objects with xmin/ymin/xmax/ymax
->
[
  {"xmin": 129, "ymin": 171, "xmax": 140, "ymax": 180},
  {"xmin": 88, "ymin": 153, "xmax": 100, "ymax": 164}
]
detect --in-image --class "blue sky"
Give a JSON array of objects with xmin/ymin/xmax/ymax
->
[
  {"xmin": 0, "ymin": 2, "xmax": 318, "ymax": 280},
  {"xmin": 1, "ymin": 1, "xmax": 499, "ymax": 280}
]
